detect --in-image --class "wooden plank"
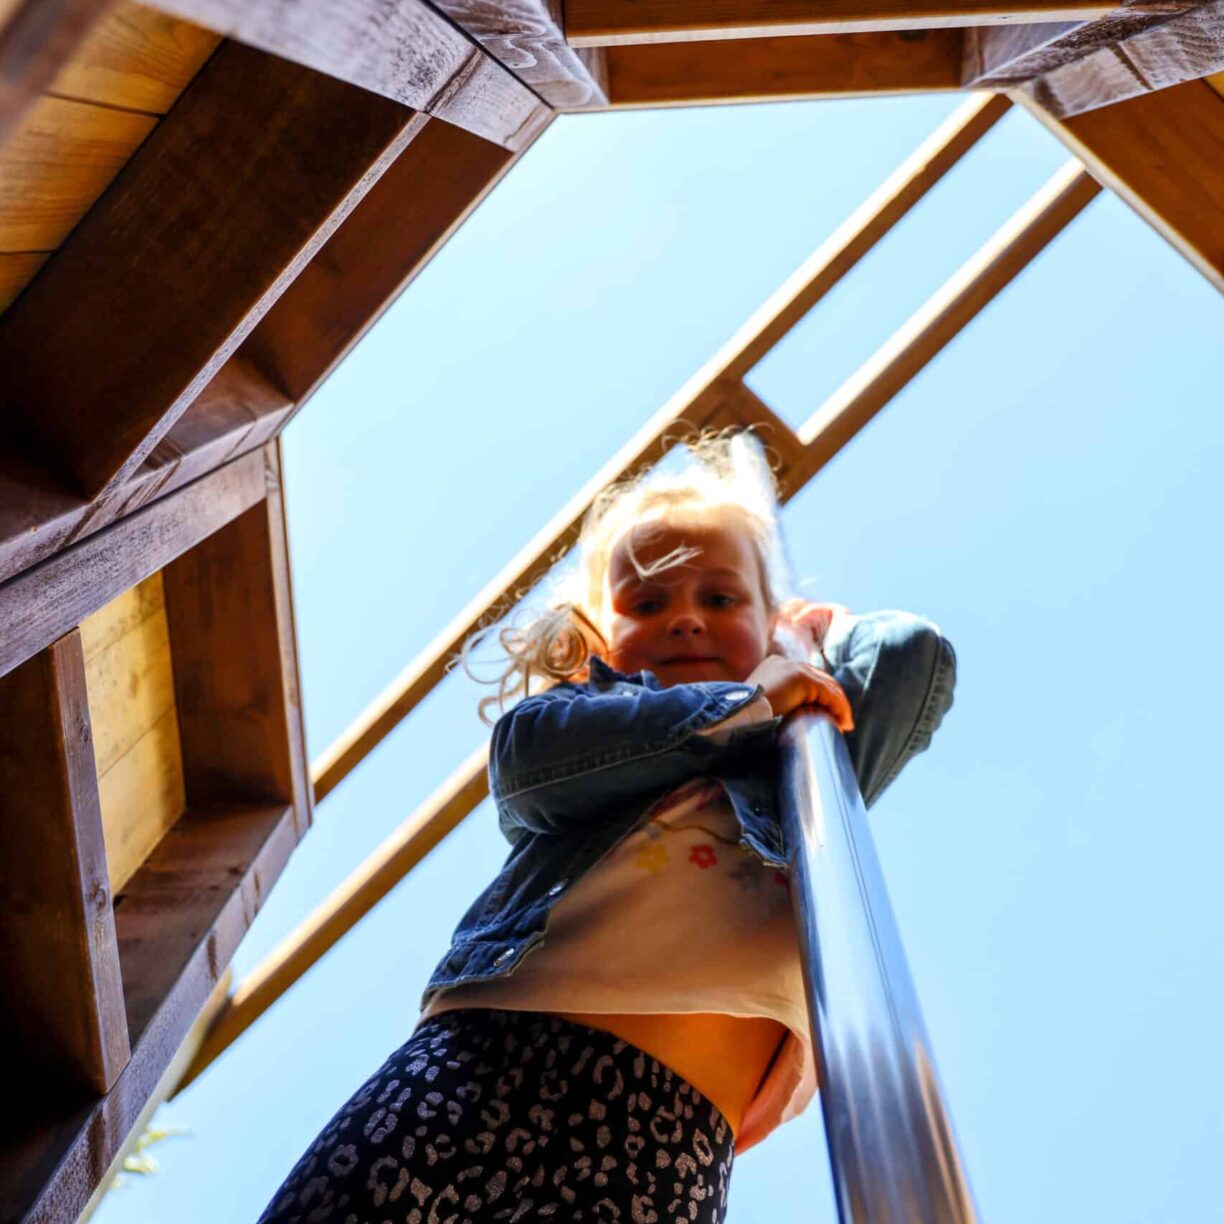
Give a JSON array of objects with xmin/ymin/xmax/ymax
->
[
  {"xmin": 961, "ymin": 5, "xmax": 1192, "ymax": 86},
  {"xmin": 1021, "ymin": 0, "xmax": 1224, "ymax": 113},
  {"xmin": 1209, "ymin": 64, "xmax": 1224, "ymax": 91},
  {"xmin": 0, "ymin": 248, "xmax": 45, "ymax": 309},
  {"xmin": 81, "ymin": 573, "xmax": 187, "ymax": 893},
  {"xmin": 0, "ymin": 92, "xmax": 155, "ymax": 250},
  {"xmin": 0, "ymin": 446, "xmax": 267, "ymax": 680},
  {"xmin": 599, "ymin": 28, "xmax": 964, "ymax": 107},
  {"xmin": 0, "ymin": 802, "xmax": 298, "ymax": 1224},
  {"xmin": 0, "ymin": 0, "xmax": 114, "ymax": 150},
  {"xmin": 47, "ymin": 1, "xmax": 219, "ymax": 113},
  {"xmin": 0, "ymin": 43, "xmax": 428, "ymax": 499},
  {"xmin": 0, "ymin": 358, "xmax": 291, "ymax": 587},
  {"xmin": 240, "ymin": 116, "xmax": 525, "ymax": 405},
  {"xmin": 427, "ymin": 0, "xmax": 606, "ymax": 106},
  {"xmin": 565, "ymin": 0, "xmax": 1119, "ymax": 46},
  {"xmin": 141, "ymin": 0, "xmax": 550, "ymax": 147},
  {"xmin": 308, "ymin": 94, "xmax": 1010, "ymax": 802},
  {"xmin": 162, "ymin": 444, "xmax": 312, "ymax": 827},
  {"xmin": 0, "ymin": 631, "xmax": 130, "ymax": 1095},
  {"xmin": 1018, "ymin": 77, "xmax": 1224, "ymax": 288},
  {"xmin": 794, "ymin": 162, "xmax": 1101, "ymax": 481}
]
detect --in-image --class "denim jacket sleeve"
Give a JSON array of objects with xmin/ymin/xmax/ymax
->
[
  {"xmin": 824, "ymin": 610, "xmax": 957, "ymax": 808},
  {"xmin": 491, "ymin": 670, "xmax": 768, "ymax": 841}
]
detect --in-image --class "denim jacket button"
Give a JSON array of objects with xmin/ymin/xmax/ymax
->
[
  {"xmin": 547, "ymin": 880, "xmax": 567, "ymax": 897},
  {"xmin": 727, "ymin": 688, "xmax": 751, "ymax": 702},
  {"xmin": 493, "ymin": 947, "xmax": 516, "ymax": 966}
]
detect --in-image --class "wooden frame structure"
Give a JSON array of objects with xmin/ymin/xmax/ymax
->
[{"xmin": 0, "ymin": 0, "xmax": 1219, "ymax": 1218}]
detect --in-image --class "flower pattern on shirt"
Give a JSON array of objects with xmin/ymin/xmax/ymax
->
[
  {"xmin": 689, "ymin": 844, "xmax": 718, "ymax": 869},
  {"xmin": 634, "ymin": 842, "xmax": 669, "ymax": 874}
]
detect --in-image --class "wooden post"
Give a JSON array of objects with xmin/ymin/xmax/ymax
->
[{"xmin": 0, "ymin": 631, "xmax": 130, "ymax": 1094}]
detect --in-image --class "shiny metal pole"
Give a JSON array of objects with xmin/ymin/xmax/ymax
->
[{"xmin": 777, "ymin": 647, "xmax": 978, "ymax": 1223}]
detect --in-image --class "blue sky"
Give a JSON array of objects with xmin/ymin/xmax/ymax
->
[{"xmin": 95, "ymin": 92, "xmax": 1223, "ymax": 1223}]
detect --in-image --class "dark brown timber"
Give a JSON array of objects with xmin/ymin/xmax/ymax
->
[
  {"xmin": 0, "ymin": 802, "xmax": 299, "ymax": 1224},
  {"xmin": 0, "ymin": 447, "xmax": 267, "ymax": 680},
  {"xmin": 0, "ymin": 42, "xmax": 428, "ymax": 499},
  {"xmin": 163, "ymin": 443, "xmax": 312, "ymax": 829},
  {"xmin": 140, "ymin": 0, "xmax": 551, "ymax": 143},
  {"xmin": 240, "ymin": 117, "xmax": 532, "ymax": 407},
  {"xmin": 0, "ymin": 359, "xmax": 291, "ymax": 588},
  {"xmin": 598, "ymin": 28, "xmax": 964, "ymax": 106},
  {"xmin": 0, "ymin": 631, "xmax": 130, "ymax": 1097}
]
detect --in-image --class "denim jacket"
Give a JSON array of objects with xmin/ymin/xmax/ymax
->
[{"xmin": 420, "ymin": 610, "xmax": 956, "ymax": 1012}]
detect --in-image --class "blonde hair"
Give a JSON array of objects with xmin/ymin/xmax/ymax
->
[{"xmin": 464, "ymin": 431, "xmax": 788, "ymax": 722}]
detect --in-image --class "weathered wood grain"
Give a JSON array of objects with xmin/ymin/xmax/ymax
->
[
  {"xmin": 1019, "ymin": 77, "xmax": 1224, "ymax": 288},
  {"xmin": 47, "ymin": 0, "xmax": 219, "ymax": 112},
  {"xmin": 962, "ymin": 3, "xmax": 1192, "ymax": 85},
  {"xmin": 140, "ymin": 0, "xmax": 551, "ymax": 147},
  {"xmin": 0, "ymin": 631, "xmax": 130, "ymax": 1096},
  {"xmin": 565, "ymin": 0, "xmax": 1117, "ymax": 45},
  {"xmin": 162, "ymin": 447, "xmax": 312, "ymax": 830},
  {"xmin": 0, "ymin": 801, "xmax": 298, "ymax": 1224},
  {"xmin": 1021, "ymin": 0, "xmax": 1224, "ymax": 113},
  {"xmin": 0, "ymin": 358, "xmax": 291, "ymax": 587},
  {"xmin": 427, "ymin": 0, "xmax": 607, "ymax": 106},
  {"xmin": 0, "ymin": 0, "xmax": 115, "ymax": 149},
  {"xmin": 598, "ymin": 28, "xmax": 963, "ymax": 107},
  {"xmin": 0, "ymin": 92, "xmax": 155, "ymax": 250},
  {"xmin": 240, "ymin": 117, "xmax": 526, "ymax": 405},
  {"xmin": 0, "ymin": 42, "xmax": 426, "ymax": 498},
  {"xmin": 0, "ymin": 447, "xmax": 267, "ymax": 680},
  {"xmin": 81, "ymin": 573, "xmax": 187, "ymax": 893}
]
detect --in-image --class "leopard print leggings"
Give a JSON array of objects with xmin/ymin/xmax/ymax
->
[{"xmin": 257, "ymin": 1008, "xmax": 736, "ymax": 1223}]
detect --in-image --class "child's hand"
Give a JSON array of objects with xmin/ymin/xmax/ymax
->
[
  {"xmin": 778, "ymin": 599, "xmax": 851, "ymax": 651},
  {"xmin": 747, "ymin": 656, "xmax": 854, "ymax": 732}
]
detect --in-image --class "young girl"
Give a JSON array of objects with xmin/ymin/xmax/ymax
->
[{"xmin": 259, "ymin": 435, "xmax": 956, "ymax": 1223}]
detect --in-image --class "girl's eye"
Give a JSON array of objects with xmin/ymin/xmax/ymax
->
[
  {"xmin": 706, "ymin": 593, "xmax": 737, "ymax": 609},
  {"xmin": 632, "ymin": 598, "xmax": 663, "ymax": 615}
]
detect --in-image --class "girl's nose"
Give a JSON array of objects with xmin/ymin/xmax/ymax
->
[{"xmin": 668, "ymin": 612, "xmax": 706, "ymax": 636}]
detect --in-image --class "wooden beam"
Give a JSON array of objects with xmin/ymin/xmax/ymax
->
[
  {"xmin": 0, "ymin": 802, "xmax": 299, "ymax": 1224},
  {"xmin": 962, "ymin": 3, "xmax": 1193, "ymax": 85},
  {"xmin": 0, "ymin": 43, "xmax": 427, "ymax": 499},
  {"xmin": 239, "ymin": 117, "xmax": 530, "ymax": 407},
  {"xmin": 308, "ymin": 92, "xmax": 1009, "ymax": 799},
  {"xmin": 795, "ymin": 162, "xmax": 1100, "ymax": 479},
  {"xmin": 1020, "ymin": 0, "xmax": 1224, "ymax": 112},
  {"xmin": 597, "ymin": 28, "xmax": 964, "ymax": 107},
  {"xmin": 0, "ymin": 631, "xmax": 130, "ymax": 1095},
  {"xmin": 566, "ymin": 0, "xmax": 1119, "ymax": 47},
  {"xmin": 0, "ymin": 0, "xmax": 114, "ymax": 149},
  {"xmin": 142, "ymin": 0, "xmax": 551, "ymax": 144},
  {"xmin": 0, "ymin": 357, "xmax": 291, "ymax": 588},
  {"xmin": 0, "ymin": 446, "xmax": 267, "ymax": 681},
  {"xmin": 1018, "ymin": 77, "xmax": 1224, "ymax": 289},
  {"xmin": 426, "ymin": 0, "xmax": 607, "ymax": 106},
  {"xmin": 163, "ymin": 443, "xmax": 312, "ymax": 829}
]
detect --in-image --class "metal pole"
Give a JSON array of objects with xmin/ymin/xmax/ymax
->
[{"xmin": 777, "ymin": 648, "xmax": 978, "ymax": 1222}]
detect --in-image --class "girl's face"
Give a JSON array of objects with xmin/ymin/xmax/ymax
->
[{"xmin": 603, "ymin": 514, "xmax": 774, "ymax": 687}]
